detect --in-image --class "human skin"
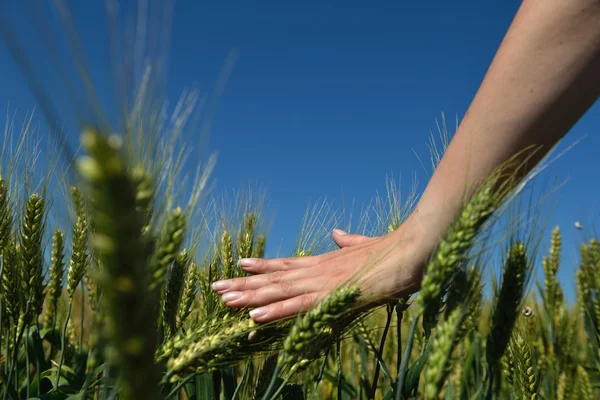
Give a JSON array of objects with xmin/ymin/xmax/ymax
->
[{"xmin": 212, "ymin": 0, "xmax": 600, "ymax": 323}]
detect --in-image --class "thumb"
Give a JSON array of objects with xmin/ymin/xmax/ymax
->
[{"xmin": 332, "ymin": 229, "xmax": 371, "ymax": 248}]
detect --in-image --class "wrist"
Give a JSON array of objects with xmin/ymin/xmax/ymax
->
[{"xmin": 385, "ymin": 213, "xmax": 438, "ymax": 280}]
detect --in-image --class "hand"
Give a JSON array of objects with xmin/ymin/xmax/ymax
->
[{"xmin": 211, "ymin": 222, "xmax": 429, "ymax": 323}]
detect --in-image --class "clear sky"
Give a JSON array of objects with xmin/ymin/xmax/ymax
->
[{"xmin": 0, "ymin": 0, "xmax": 598, "ymax": 302}]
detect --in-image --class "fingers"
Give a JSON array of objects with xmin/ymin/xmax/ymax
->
[
  {"xmin": 212, "ymin": 268, "xmax": 320, "ymax": 294},
  {"xmin": 332, "ymin": 229, "xmax": 371, "ymax": 248},
  {"xmin": 248, "ymin": 292, "xmax": 320, "ymax": 323},
  {"xmin": 220, "ymin": 278, "xmax": 323, "ymax": 309},
  {"xmin": 237, "ymin": 255, "xmax": 316, "ymax": 273}
]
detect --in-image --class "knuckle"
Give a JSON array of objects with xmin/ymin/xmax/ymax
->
[
  {"xmin": 244, "ymin": 290, "xmax": 257, "ymax": 303},
  {"xmin": 235, "ymin": 277, "xmax": 248, "ymax": 291},
  {"xmin": 281, "ymin": 258, "xmax": 295, "ymax": 270},
  {"xmin": 278, "ymin": 280, "xmax": 294, "ymax": 294},
  {"xmin": 254, "ymin": 259, "xmax": 268, "ymax": 272},
  {"xmin": 299, "ymin": 293, "xmax": 315, "ymax": 313},
  {"xmin": 268, "ymin": 270, "xmax": 285, "ymax": 284}
]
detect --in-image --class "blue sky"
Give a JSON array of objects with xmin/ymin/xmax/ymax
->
[{"xmin": 1, "ymin": 0, "xmax": 598, "ymax": 302}]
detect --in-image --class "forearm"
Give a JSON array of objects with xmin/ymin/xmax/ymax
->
[{"xmin": 402, "ymin": 0, "xmax": 600, "ymax": 251}]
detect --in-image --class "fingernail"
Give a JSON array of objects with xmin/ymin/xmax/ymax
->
[
  {"xmin": 238, "ymin": 258, "xmax": 257, "ymax": 268},
  {"xmin": 212, "ymin": 280, "xmax": 232, "ymax": 291},
  {"xmin": 222, "ymin": 292, "xmax": 242, "ymax": 302},
  {"xmin": 333, "ymin": 229, "xmax": 347, "ymax": 236},
  {"xmin": 249, "ymin": 307, "xmax": 268, "ymax": 320}
]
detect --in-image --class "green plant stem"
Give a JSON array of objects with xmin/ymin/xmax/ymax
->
[
  {"xmin": 80, "ymin": 285, "xmax": 85, "ymax": 351},
  {"xmin": 412, "ymin": 343, "xmax": 426, "ymax": 400},
  {"xmin": 0, "ymin": 256, "xmax": 3, "ymax": 354},
  {"xmin": 395, "ymin": 316, "xmax": 419, "ymax": 400},
  {"xmin": 165, "ymin": 374, "xmax": 195, "ymax": 399},
  {"xmin": 269, "ymin": 379, "xmax": 288, "ymax": 400},
  {"xmin": 396, "ymin": 304, "xmax": 403, "ymax": 375},
  {"xmin": 311, "ymin": 348, "xmax": 331, "ymax": 400},
  {"xmin": 485, "ymin": 366, "xmax": 495, "ymax": 400},
  {"xmin": 370, "ymin": 306, "xmax": 393, "ymax": 399},
  {"xmin": 103, "ymin": 365, "xmax": 111, "ymax": 399},
  {"xmin": 3, "ymin": 327, "xmax": 8, "ymax": 377},
  {"xmin": 0, "ymin": 368, "xmax": 17, "ymax": 400},
  {"xmin": 25, "ymin": 325, "xmax": 30, "ymax": 399},
  {"xmin": 56, "ymin": 301, "xmax": 73, "ymax": 389},
  {"xmin": 3, "ymin": 328, "xmax": 16, "ymax": 400},
  {"xmin": 337, "ymin": 340, "xmax": 343, "ymax": 400},
  {"xmin": 4, "ymin": 302, "xmax": 30, "ymax": 400},
  {"xmin": 49, "ymin": 304, "xmax": 57, "ymax": 362},
  {"xmin": 81, "ymin": 376, "xmax": 91, "ymax": 400},
  {"xmin": 232, "ymin": 360, "xmax": 251, "ymax": 400},
  {"xmin": 35, "ymin": 319, "xmax": 42, "ymax": 397},
  {"xmin": 260, "ymin": 364, "xmax": 281, "ymax": 400}
]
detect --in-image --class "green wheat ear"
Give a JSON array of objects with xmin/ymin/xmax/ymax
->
[
  {"xmin": 164, "ymin": 315, "xmax": 258, "ymax": 380},
  {"xmin": 418, "ymin": 151, "xmax": 528, "ymax": 336},
  {"xmin": 162, "ymin": 249, "xmax": 189, "ymax": 338},
  {"xmin": 67, "ymin": 215, "xmax": 89, "ymax": 299},
  {"xmin": 19, "ymin": 193, "xmax": 46, "ymax": 320},
  {"xmin": 422, "ymin": 306, "xmax": 468, "ymax": 400},
  {"xmin": 77, "ymin": 129, "xmax": 160, "ymax": 400},
  {"xmin": 278, "ymin": 285, "xmax": 361, "ymax": 373},
  {"xmin": 149, "ymin": 206, "xmax": 187, "ymax": 294},
  {"xmin": 487, "ymin": 241, "xmax": 528, "ymax": 372},
  {"xmin": 2, "ymin": 240, "xmax": 20, "ymax": 324},
  {"xmin": 42, "ymin": 230, "xmax": 65, "ymax": 329},
  {"xmin": 237, "ymin": 212, "xmax": 256, "ymax": 260},
  {"xmin": 542, "ymin": 227, "xmax": 563, "ymax": 318},
  {"xmin": 419, "ymin": 180, "xmax": 498, "ymax": 335},
  {"xmin": 575, "ymin": 365, "xmax": 593, "ymax": 400},
  {"xmin": 252, "ymin": 234, "xmax": 266, "ymax": 258},
  {"xmin": 511, "ymin": 332, "xmax": 538, "ymax": 400},
  {"xmin": 0, "ymin": 177, "xmax": 12, "ymax": 252},
  {"xmin": 220, "ymin": 230, "xmax": 234, "ymax": 280},
  {"xmin": 176, "ymin": 259, "xmax": 198, "ymax": 329}
]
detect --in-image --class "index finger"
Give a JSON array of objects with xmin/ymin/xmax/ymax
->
[{"xmin": 238, "ymin": 255, "xmax": 318, "ymax": 273}]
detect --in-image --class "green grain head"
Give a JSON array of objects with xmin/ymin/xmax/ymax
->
[
  {"xmin": 423, "ymin": 306, "xmax": 468, "ymax": 400},
  {"xmin": 67, "ymin": 215, "xmax": 89, "ymax": 299},
  {"xmin": 42, "ymin": 230, "xmax": 65, "ymax": 328},
  {"xmin": 85, "ymin": 258, "xmax": 99, "ymax": 312},
  {"xmin": 177, "ymin": 260, "xmax": 198, "ymax": 329},
  {"xmin": 511, "ymin": 332, "xmax": 538, "ymax": 400},
  {"xmin": 237, "ymin": 212, "xmax": 255, "ymax": 260},
  {"xmin": 419, "ymin": 181, "xmax": 497, "ymax": 335},
  {"xmin": 1, "ymin": 241, "xmax": 20, "ymax": 324},
  {"xmin": 131, "ymin": 166, "xmax": 155, "ymax": 225},
  {"xmin": 542, "ymin": 227, "xmax": 562, "ymax": 316},
  {"xmin": 487, "ymin": 241, "xmax": 528, "ymax": 372},
  {"xmin": 418, "ymin": 153, "xmax": 526, "ymax": 336},
  {"xmin": 252, "ymin": 234, "xmax": 266, "ymax": 258},
  {"xmin": 19, "ymin": 193, "xmax": 46, "ymax": 318},
  {"xmin": 77, "ymin": 130, "xmax": 160, "ymax": 400},
  {"xmin": 220, "ymin": 230, "xmax": 234, "ymax": 280},
  {"xmin": 165, "ymin": 316, "xmax": 257, "ymax": 380},
  {"xmin": 70, "ymin": 185, "xmax": 86, "ymax": 219},
  {"xmin": 278, "ymin": 285, "xmax": 361, "ymax": 373},
  {"xmin": 149, "ymin": 207, "xmax": 187, "ymax": 293},
  {"xmin": 162, "ymin": 249, "xmax": 189, "ymax": 338},
  {"xmin": 575, "ymin": 365, "xmax": 593, "ymax": 400},
  {"xmin": 0, "ymin": 177, "xmax": 12, "ymax": 252}
]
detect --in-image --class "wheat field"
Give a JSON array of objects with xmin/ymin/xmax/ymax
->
[{"xmin": 0, "ymin": 2, "xmax": 598, "ymax": 399}]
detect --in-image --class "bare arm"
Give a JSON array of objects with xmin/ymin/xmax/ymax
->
[
  {"xmin": 214, "ymin": 0, "xmax": 600, "ymax": 323},
  {"xmin": 404, "ymin": 0, "xmax": 600, "ymax": 252}
]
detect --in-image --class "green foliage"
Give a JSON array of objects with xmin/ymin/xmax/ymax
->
[
  {"xmin": 0, "ymin": 4, "xmax": 595, "ymax": 398},
  {"xmin": 0, "ymin": 129, "xmax": 595, "ymax": 400}
]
